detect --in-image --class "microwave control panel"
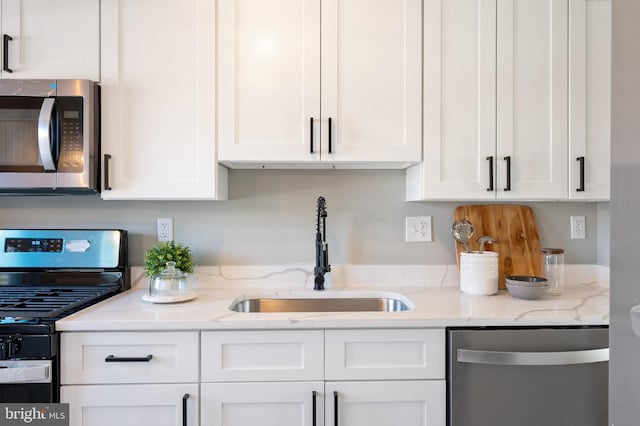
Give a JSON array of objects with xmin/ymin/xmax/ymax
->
[{"xmin": 57, "ymin": 97, "xmax": 83, "ymax": 173}]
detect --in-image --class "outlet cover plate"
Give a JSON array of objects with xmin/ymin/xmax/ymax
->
[
  {"xmin": 570, "ymin": 216, "xmax": 586, "ymax": 239},
  {"xmin": 406, "ymin": 216, "xmax": 432, "ymax": 242},
  {"xmin": 157, "ymin": 218, "xmax": 174, "ymax": 242}
]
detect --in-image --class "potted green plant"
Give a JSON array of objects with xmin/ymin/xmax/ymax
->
[{"xmin": 143, "ymin": 241, "xmax": 194, "ymax": 278}]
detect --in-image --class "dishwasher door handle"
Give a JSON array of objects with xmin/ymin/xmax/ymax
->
[{"xmin": 457, "ymin": 347, "xmax": 609, "ymax": 366}]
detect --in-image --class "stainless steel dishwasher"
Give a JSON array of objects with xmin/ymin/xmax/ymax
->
[{"xmin": 447, "ymin": 326, "xmax": 608, "ymax": 426}]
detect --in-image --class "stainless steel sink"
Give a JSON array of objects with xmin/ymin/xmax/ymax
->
[{"xmin": 229, "ymin": 292, "xmax": 413, "ymax": 313}]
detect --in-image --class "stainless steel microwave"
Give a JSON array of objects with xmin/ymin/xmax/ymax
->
[{"xmin": 0, "ymin": 79, "xmax": 99, "ymax": 195}]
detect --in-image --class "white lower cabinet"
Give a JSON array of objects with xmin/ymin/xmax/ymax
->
[
  {"xmin": 201, "ymin": 382, "xmax": 324, "ymax": 426},
  {"xmin": 200, "ymin": 381, "xmax": 444, "ymax": 426},
  {"xmin": 327, "ymin": 381, "xmax": 446, "ymax": 426},
  {"xmin": 61, "ymin": 329, "xmax": 445, "ymax": 426},
  {"xmin": 200, "ymin": 329, "xmax": 446, "ymax": 426},
  {"xmin": 61, "ymin": 384, "xmax": 199, "ymax": 426},
  {"xmin": 60, "ymin": 332, "xmax": 199, "ymax": 426}
]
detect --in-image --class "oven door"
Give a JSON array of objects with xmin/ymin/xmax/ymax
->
[
  {"xmin": 0, "ymin": 360, "xmax": 54, "ymax": 403},
  {"xmin": 0, "ymin": 94, "xmax": 59, "ymax": 189}
]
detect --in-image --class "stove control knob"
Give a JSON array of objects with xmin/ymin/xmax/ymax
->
[
  {"xmin": 0, "ymin": 336, "xmax": 21, "ymax": 360},
  {"xmin": 8, "ymin": 336, "xmax": 21, "ymax": 358}
]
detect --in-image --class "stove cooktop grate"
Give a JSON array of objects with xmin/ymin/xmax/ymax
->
[{"xmin": 0, "ymin": 285, "xmax": 120, "ymax": 318}]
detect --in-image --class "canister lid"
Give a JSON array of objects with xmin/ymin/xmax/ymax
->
[{"xmin": 542, "ymin": 248, "xmax": 564, "ymax": 254}]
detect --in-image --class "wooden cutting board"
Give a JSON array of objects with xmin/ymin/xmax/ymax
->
[{"xmin": 454, "ymin": 205, "xmax": 544, "ymax": 289}]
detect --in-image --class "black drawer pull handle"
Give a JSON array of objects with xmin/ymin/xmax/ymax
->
[
  {"xmin": 3, "ymin": 34, "xmax": 12, "ymax": 73},
  {"xmin": 104, "ymin": 355, "xmax": 153, "ymax": 362},
  {"xmin": 486, "ymin": 156, "xmax": 494, "ymax": 192},
  {"xmin": 310, "ymin": 117, "xmax": 315, "ymax": 154},
  {"xmin": 104, "ymin": 154, "xmax": 112, "ymax": 191},
  {"xmin": 577, "ymin": 156, "xmax": 585, "ymax": 192},
  {"xmin": 334, "ymin": 391, "xmax": 339, "ymax": 426},
  {"xmin": 312, "ymin": 391, "xmax": 317, "ymax": 426},
  {"xmin": 504, "ymin": 155, "xmax": 511, "ymax": 191},
  {"xmin": 182, "ymin": 393, "xmax": 189, "ymax": 426},
  {"xmin": 328, "ymin": 117, "xmax": 333, "ymax": 154}
]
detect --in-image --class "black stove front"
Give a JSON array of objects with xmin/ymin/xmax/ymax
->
[
  {"xmin": 0, "ymin": 333, "xmax": 57, "ymax": 403},
  {"xmin": 0, "ymin": 229, "xmax": 129, "ymax": 403}
]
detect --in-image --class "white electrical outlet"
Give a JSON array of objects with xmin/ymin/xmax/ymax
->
[
  {"xmin": 157, "ymin": 218, "xmax": 174, "ymax": 242},
  {"xmin": 405, "ymin": 216, "xmax": 432, "ymax": 242},
  {"xmin": 570, "ymin": 216, "xmax": 586, "ymax": 239}
]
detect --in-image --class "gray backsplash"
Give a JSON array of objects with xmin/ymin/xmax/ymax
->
[{"xmin": 0, "ymin": 169, "xmax": 606, "ymax": 267}]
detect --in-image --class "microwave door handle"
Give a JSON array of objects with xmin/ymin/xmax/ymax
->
[{"xmin": 37, "ymin": 98, "xmax": 56, "ymax": 171}]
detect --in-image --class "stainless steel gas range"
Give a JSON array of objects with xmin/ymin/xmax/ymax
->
[{"xmin": 0, "ymin": 229, "xmax": 129, "ymax": 403}]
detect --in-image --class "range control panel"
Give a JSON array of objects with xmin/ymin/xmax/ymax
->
[{"xmin": 5, "ymin": 238, "xmax": 63, "ymax": 253}]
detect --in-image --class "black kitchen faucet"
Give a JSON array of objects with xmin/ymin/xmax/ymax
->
[{"xmin": 314, "ymin": 196, "xmax": 331, "ymax": 290}]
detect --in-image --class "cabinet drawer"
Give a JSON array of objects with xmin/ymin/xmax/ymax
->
[
  {"xmin": 201, "ymin": 330, "xmax": 324, "ymax": 382},
  {"xmin": 60, "ymin": 331, "xmax": 199, "ymax": 384},
  {"xmin": 325, "ymin": 329, "xmax": 445, "ymax": 380}
]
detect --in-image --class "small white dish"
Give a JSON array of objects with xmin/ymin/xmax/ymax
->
[{"xmin": 141, "ymin": 291, "xmax": 198, "ymax": 304}]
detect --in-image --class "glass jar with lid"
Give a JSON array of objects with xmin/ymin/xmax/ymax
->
[
  {"xmin": 542, "ymin": 248, "xmax": 565, "ymax": 295},
  {"xmin": 142, "ymin": 261, "xmax": 197, "ymax": 303}
]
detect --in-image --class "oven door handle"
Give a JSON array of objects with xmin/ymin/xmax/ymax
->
[
  {"xmin": 0, "ymin": 364, "xmax": 50, "ymax": 383},
  {"xmin": 37, "ymin": 97, "xmax": 57, "ymax": 171},
  {"xmin": 457, "ymin": 348, "xmax": 609, "ymax": 366}
]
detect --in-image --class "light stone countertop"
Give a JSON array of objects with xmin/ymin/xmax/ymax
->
[{"xmin": 55, "ymin": 264, "xmax": 609, "ymax": 331}]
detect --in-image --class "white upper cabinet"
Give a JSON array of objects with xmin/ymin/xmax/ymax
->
[
  {"xmin": 100, "ymin": 0, "xmax": 227, "ymax": 200},
  {"xmin": 218, "ymin": 0, "xmax": 321, "ymax": 164},
  {"xmin": 496, "ymin": 0, "xmax": 568, "ymax": 200},
  {"xmin": 414, "ymin": 0, "xmax": 497, "ymax": 200},
  {"xmin": 0, "ymin": 0, "xmax": 99, "ymax": 80},
  {"xmin": 568, "ymin": 0, "xmax": 611, "ymax": 200},
  {"xmin": 410, "ymin": 0, "xmax": 610, "ymax": 201},
  {"xmin": 218, "ymin": 0, "xmax": 422, "ymax": 168},
  {"xmin": 320, "ymin": 0, "xmax": 422, "ymax": 165}
]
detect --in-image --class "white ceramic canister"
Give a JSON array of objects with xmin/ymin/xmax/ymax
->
[{"xmin": 459, "ymin": 251, "xmax": 499, "ymax": 296}]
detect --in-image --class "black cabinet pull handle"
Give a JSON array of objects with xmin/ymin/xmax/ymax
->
[
  {"xmin": 334, "ymin": 391, "xmax": 338, "ymax": 426},
  {"xmin": 486, "ymin": 156, "xmax": 494, "ymax": 192},
  {"xmin": 328, "ymin": 117, "xmax": 333, "ymax": 154},
  {"xmin": 104, "ymin": 154, "xmax": 112, "ymax": 190},
  {"xmin": 182, "ymin": 393, "xmax": 189, "ymax": 426},
  {"xmin": 577, "ymin": 156, "xmax": 585, "ymax": 192},
  {"xmin": 312, "ymin": 391, "xmax": 317, "ymax": 426},
  {"xmin": 104, "ymin": 354, "xmax": 152, "ymax": 362},
  {"xmin": 3, "ymin": 34, "xmax": 12, "ymax": 73},
  {"xmin": 310, "ymin": 117, "xmax": 315, "ymax": 153},
  {"xmin": 504, "ymin": 155, "xmax": 511, "ymax": 191}
]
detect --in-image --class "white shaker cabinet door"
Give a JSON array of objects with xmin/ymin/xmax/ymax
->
[
  {"xmin": 326, "ymin": 381, "xmax": 446, "ymax": 426},
  {"xmin": 217, "ymin": 0, "xmax": 321, "ymax": 164},
  {"xmin": 201, "ymin": 382, "xmax": 324, "ymax": 426},
  {"xmin": 321, "ymin": 0, "xmax": 422, "ymax": 164},
  {"xmin": 218, "ymin": 0, "xmax": 422, "ymax": 167},
  {"xmin": 100, "ymin": 0, "xmax": 226, "ymax": 200},
  {"xmin": 409, "ymin": 0, "xmax": 497, "ymax": 200},
  {"xmin": 62, "ymin": 384, "xmax": 198, "ymax": 426},
  {"xmin": 496, "ymin": 0, "xmax": 568, "ymax": 199},
  {"xmin": 568, "ymin": 0, "xmax": 611, "ymax": 200},
  {"xmin": 1, "ymin": 0, "xmax": 99, "ymax": 80}
]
